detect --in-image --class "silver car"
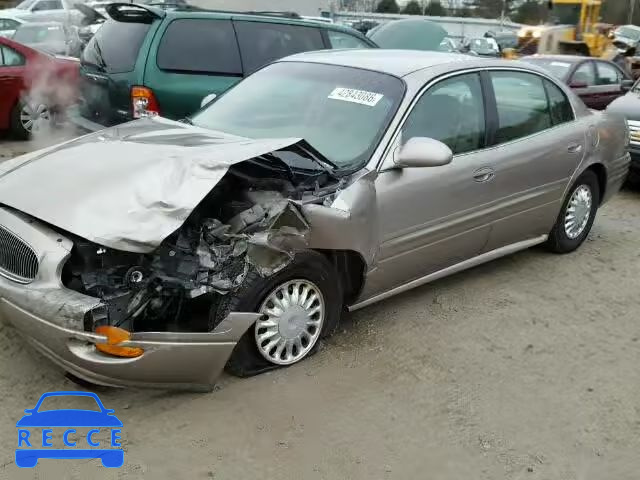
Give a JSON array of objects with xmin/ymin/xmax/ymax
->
[{"xmin": 0, "ymin": 51, "xmax": 630, "ymax": 390}]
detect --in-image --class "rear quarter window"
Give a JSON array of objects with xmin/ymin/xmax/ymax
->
[
  {"xmin": 82, "ymin": 19, "xmax": 151, "ymax": 73},
  {"xmin": 157, "ymin": 19, "xmax": 242, "ymax": 74},
  {"xmin": 234, "ymin": 21, "xmax": 325, "ymax": 74}
]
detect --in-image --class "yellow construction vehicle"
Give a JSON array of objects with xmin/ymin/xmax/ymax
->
[
  {"xmin": 549, "ymin": 0, "xmax": 610, "ymax": 56},
  {"xmin": 517, "ymin": 0, "xmax": 613, "ymax": 58}
]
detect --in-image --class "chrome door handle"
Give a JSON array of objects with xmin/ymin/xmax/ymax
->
[
  {"xmin": 567, "ymin": 143, "xmax": 583, "ymax": 153},
  {"xmin": 473, "ymin": 167, "xmax": 495, "ymax": 183}
]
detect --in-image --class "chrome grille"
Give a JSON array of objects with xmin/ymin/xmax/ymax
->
[
  {"xmin": 628, "ymin": 120, "xmax": 640, "ymax": 147},
  {"xmin": 0, "ymin": 225, "xmax": 38, "ymax": 283}
]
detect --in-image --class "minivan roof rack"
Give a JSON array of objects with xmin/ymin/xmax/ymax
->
[{"xmin": 144, "ymin": 3, "xmax": 302, "ymax": 18}]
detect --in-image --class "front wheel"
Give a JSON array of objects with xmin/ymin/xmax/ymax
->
[
  {"xmin": 216, "ymin": 250, "xmax": 342, "ymax": 377},
  {"xmin": 546, "ymin": 170, "xmax": 600, "ymax": 254}
]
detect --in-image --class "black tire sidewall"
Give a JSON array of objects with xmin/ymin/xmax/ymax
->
[
  {"xmin": 549, "ymin": 170, "xmax": 600, "ymax": 253},
  {"xmin": 10, "ymin": 101, "xmax": 30, "ymax": 140},
  {"xmin": 221, "ymin": 250, "xmax": 342, "ymax": 376}
]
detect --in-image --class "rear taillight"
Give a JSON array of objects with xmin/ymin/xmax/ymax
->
[{"xmin": 131, "ymin": 86, "xmax": 160, "ymax": 118}]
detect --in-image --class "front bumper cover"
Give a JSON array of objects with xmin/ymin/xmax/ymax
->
[
  {"xmin": 0, "ymin": 296, "xmax": 260, "ymax": 391},
  {"xmin": 0, "ymin": 206, "xmax": 261, "ymax": 391}
]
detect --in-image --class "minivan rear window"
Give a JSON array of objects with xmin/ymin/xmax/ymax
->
[
  {"xmin": 157, "ymin": 19, "xmax": 242, "ymax": 75},
  {"xmin": 82, "ymin": 20, "xmax": 151, "ymax": 73}
]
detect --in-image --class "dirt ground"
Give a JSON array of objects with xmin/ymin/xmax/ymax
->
[{"xmin": 0, "ymin": 137, "xmax": 639, "ymax": 480}]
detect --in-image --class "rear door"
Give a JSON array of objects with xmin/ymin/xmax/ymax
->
[
  {"xmin": 146, "ymin": 18, "xmax": 243, "ymax": 120},
  {"xmin": 481, "ymin": 69, "xmax": 586, "ymax": 251},
  {"xmin": 233, "ymin": 20, "xmax": 325, "ymax": 74},
  {"xmin": 569, "ymin": 61, "xmax": 599, "ymax": 108},
  {"xmin": 594, "ymin": 60, "xmax": 627, "ymax": 108},
  {"xmin": 79, "ymin": 15, "xmax": 154, "ymax": 126},
  {"xmin": 0, "ymin": 45, "xmax": 26, "ymax": 129}
]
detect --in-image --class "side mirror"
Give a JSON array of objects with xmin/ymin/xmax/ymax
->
[
  {"xmin": 622, "ymin": 79, "xmax": 635, "ymax": 92},
  {"xmin": 200, "ymin": 93, "xmax": 217, "ymax": 108},
  {"xmin": 395, "ymin": 137, "xmax": 453, "ymax": 168}
]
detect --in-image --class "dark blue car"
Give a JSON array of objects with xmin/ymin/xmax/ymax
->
[{"xmin": 16, "ymin": 391, "xmax": 123, "ymax": 468}]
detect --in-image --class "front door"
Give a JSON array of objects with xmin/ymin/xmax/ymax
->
[
  {"xmin": 0, "ymin": 45, "xmax": 26, "ymax": 130},
  {"xmin": 363, "ymin": 72, "xmax": 493, "ymax": 298}
]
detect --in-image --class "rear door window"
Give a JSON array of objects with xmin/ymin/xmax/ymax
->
[
  {"xmin": 544, "ymin": 79, "xmax": 574, "ymax": 125},
  {"xmin": 490, "ymin": 71, "xmax": 552, "ymax": 144},
  {"xmin": 32, "ymin": 0, "xmax": 61, "ymax": 10},
  {"xmin": 157, "ymin": 19, "xmax": 242, "ymax": 75},
  {"xmin": 595, "ymin": 61, "xmax": 621, "ymax": 85},
  {"xmin": 328, "ymin": 30, "xmax": 371, "ymax": 49},
  {"xmin": 82, "ymin": 19, "xmax": 151, "ymax": 73},
  {"xmin": 234, "ymin": 21, "xmax": 324, "ymax": 74}
]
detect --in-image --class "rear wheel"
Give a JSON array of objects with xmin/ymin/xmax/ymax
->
[
  {"xmin": 10, "ymin": 97, "xmax": 51, "ymax": 140},
  {"xmin": 214, "ymin": 250, "xmax": 342, "ymax": 377},
  {"xmin": 546, "ymin": 170, "xmax": 600, "ymax": 253}
]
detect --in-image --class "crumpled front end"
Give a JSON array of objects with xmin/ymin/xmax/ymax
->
[{"xmin": 0, "ymin": 206, "xmax": 261, "ymax": 390}]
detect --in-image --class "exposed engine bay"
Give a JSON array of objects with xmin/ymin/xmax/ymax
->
[{"xmin": 60, "ymin": 155, "xmax": 343, "ymax": 334}]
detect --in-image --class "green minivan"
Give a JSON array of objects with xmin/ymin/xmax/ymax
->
[{"xmin": 73, "ymin": 3, "xmax": 377, "ymax": 130}]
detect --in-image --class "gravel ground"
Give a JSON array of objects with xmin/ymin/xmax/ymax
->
[{"xmin": 0, "ymin": 137, "xmax": 639, "ymax": 479}]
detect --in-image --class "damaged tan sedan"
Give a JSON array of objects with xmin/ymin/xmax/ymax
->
[{"xmin": 0, "ymin": 51, "xmax": 631, "ymax": 390}]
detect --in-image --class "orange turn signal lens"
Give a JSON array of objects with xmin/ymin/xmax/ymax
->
[{"xmin": 95, "ymin": 326, "xmax": 144, "ymax": 358}]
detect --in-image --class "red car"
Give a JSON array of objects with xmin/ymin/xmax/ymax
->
[
  {"xmin": 0, "ymin": 36, "xmax": 79, "ymax": 139},
  {"xmin": 523, "ymin": 55, "xmax": 634, "ymax": 110}
]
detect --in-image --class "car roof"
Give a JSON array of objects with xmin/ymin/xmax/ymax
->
[
  {"xmin": 524, "ymin": 54, "xmax": 588, "ymax": 63},
  {"xmin": 162, "ymin": 8, "xmax": 368, "ymax": 37},
  {"xmin": 280, "ymin": 49, "xmax": 498, "ymax": 77},
  {"xmin": 17, "ymin": 21, "xmax": 64, "ymax": 27}
]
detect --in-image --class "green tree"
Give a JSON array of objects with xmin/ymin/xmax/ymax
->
[
  {"xmin": 467, "ymin": 0, "xmax": 514, "ymax": 19},
  {"xmin": 402, "ymin": 0, "xmax": 422, "ymax": 14},
  {"xmin": 513, "ymin": 0, "xmax": 547, "ymax": 24},
  {"xmin": 376, "ymin": 0, "xmax": 400, "ymax": 13},
  {"xmin": 425, "ymin": 0, "xmax": 447, "ymax": 16}
]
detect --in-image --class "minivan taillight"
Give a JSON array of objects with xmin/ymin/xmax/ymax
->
[{"xmin": 131, "ymin": 86, "xmax": 160, "ymax": 118}]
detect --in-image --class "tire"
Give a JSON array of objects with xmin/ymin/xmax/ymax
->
[
  {"xmin": 213, "ymin": 250, "xmax": 342, "ymax": 377},
  {"xmin": 546, "ymin": 170, "xmax": 600, "ymax": 254},
  {"xmin": 627, "ymin": 168, "xmax": 640, "ymax": 190},
  {"xmin": 9, "ymin": 97, "xmax": 51, "ymax": 140}
]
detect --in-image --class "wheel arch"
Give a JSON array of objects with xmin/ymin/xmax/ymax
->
[
  {"xmin": 584, "ymin": 163, "xmax": 607, "ymax": 205},
  {"xmin": 315, "ymin": 249, "xmax": 367, "ymax": 307}
]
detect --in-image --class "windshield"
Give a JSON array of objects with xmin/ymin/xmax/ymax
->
[
  {"xmin": 522, "ymin": 58, "xmax": 573, "ymax": 80},
  {"xmin": 191, "ymin": 62, "xmax": 405, "ymax": 170},
  {"xmin": 15, "ymin": 0, "xmax": 37, "ymax": 9},
  {"xmin": 13, "ymin": 24, "xmax": 65, "ymax": 43},
  {"xmin": 617, "ymin": 26, "xmax": 640, "ymax": 42}
]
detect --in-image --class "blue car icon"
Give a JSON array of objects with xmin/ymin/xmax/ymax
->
[{"xmin": 16, "ymin": 391, "xmax": 123, "ymax": 468}]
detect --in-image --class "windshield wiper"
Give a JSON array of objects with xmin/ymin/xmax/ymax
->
[{"xmin": 288, "ymin": 140, "xmax": 339, "ymax": 175}]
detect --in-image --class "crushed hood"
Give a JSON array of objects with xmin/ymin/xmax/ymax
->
[{"xmin": 0, "ymin": 117, "xmax": 304, "ymax": 253}]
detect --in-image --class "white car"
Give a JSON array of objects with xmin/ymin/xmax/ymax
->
[
  {"xmin": 1, "ymin": 0, "xmax": 84, "ymax": 25},
  {"xmin": 0, "ymin": 16, "xmax": 25, "ymax": 38}
]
